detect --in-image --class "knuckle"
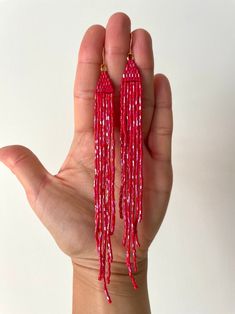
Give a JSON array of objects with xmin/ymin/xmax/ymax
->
[
  {"xmin": 105, "ymin": 46, "xmax": 127, "ymax": 56},
  {"xmin": 151, "ymin": 126, "xmax": 173, "ymax": 136},
  {"xmin": 74, "ymin": 88, "xmax": 95, "ymax": 102},
  {"xmin": 11, "ymin": 153, "xmax": 31, "ymax": 172}
]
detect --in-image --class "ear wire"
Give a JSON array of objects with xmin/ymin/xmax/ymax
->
[
  {"xmin": 101, "ymin": 47, "xmax": 107, "ymax": 71},
  {"xmin": 128, "ymin": 32, "xmax": 134, "ymax": 60}
]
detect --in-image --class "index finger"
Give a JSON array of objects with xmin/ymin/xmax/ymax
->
[{"xmin": 73, "ymin": 25, "xmax": 105, "ymax": 133}]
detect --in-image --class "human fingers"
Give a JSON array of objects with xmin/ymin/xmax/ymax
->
[
  {"xmin": 131, "ymin": 28, "xmax": 154, "ymax": 140},
  {"xmin": 147, "ymin": 74, "xmax": 173, "ymax": 163},
  {"xmin": 105, "ymin": 12, "xmax": 131, "ymax": 125},
  {"xmin": 74, "ymin": 25, "xmax": 105, "ymax": 132}
]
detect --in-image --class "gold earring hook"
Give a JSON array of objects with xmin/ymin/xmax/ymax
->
[
  {"xmin": 127, "ymin": 32, "xmax": 134, "ymax": 60},
  {"xmin": 101, "ymin": 47, "xmax": 107, "ymax": 71}
]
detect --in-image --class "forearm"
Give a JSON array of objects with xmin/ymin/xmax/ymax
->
[{"xmin": 72, "ymin": 257, "xmax": 151, "ymax": 314}]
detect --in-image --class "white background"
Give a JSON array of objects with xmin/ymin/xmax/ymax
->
[{"xmin": 0, "ymin": 0, "xmax": 234, "ymax": 313}]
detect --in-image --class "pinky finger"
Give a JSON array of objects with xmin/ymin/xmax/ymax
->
[{"xmin": 147, "ymin": 74, "xmax": 173, "ymax": 162}]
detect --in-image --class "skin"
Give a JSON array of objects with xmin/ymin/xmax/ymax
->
[{"xmin": 0, "ymin": 12, "xmax": 173, "ymax": 314}]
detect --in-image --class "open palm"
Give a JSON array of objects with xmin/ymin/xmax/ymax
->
[{"xmin": 0, "ymin": 13, "xmax": 173, "ymax": 271}]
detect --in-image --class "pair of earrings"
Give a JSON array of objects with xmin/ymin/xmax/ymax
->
[{"xmin": 94, "ymin": 33, "xmax": 143, "ymax": 303}]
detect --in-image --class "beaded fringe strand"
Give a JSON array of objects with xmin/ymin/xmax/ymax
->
[
  {"xmin": 119, "ymin": 55, "xmax": 143, "ymax": 288},
  {"xmin": 94, "ymin": 68, "xmax": 115, "ymax": 303}
]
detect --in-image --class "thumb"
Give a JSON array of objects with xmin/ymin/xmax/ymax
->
[{"xmin": 0, "ymin": 145, "xmax": 51, "ymax": 207}]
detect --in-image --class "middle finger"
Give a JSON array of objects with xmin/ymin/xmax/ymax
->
[{"xmin": 105, "ymin": 12, "xmax": 131, "ymax": 127}]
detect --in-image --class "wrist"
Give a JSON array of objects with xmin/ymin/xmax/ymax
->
[{"xmin": 71, "ymin": 256, "xmax": 150, "ymax": 314}]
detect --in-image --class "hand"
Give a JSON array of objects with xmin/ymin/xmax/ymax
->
[{"xmin": 0, "ymin": 12, "xmax": 173, "ymax": 313}]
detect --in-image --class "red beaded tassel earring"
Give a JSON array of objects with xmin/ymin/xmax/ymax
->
[
  {"xmin": 119, "ymin": 32, "xmax": 143, "ymax": 289},
  {"xmin": 94, "ymin": 50, "xmax": 115, "ymax": 303}
]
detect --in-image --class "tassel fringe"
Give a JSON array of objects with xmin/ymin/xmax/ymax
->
[
  {"xmin": 94, "ymin": 70, "xmax": 115, "ymax": 303},
  {"xmin": 119, "ymin": 58, "xmax": 143, "ymax": 288}
]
